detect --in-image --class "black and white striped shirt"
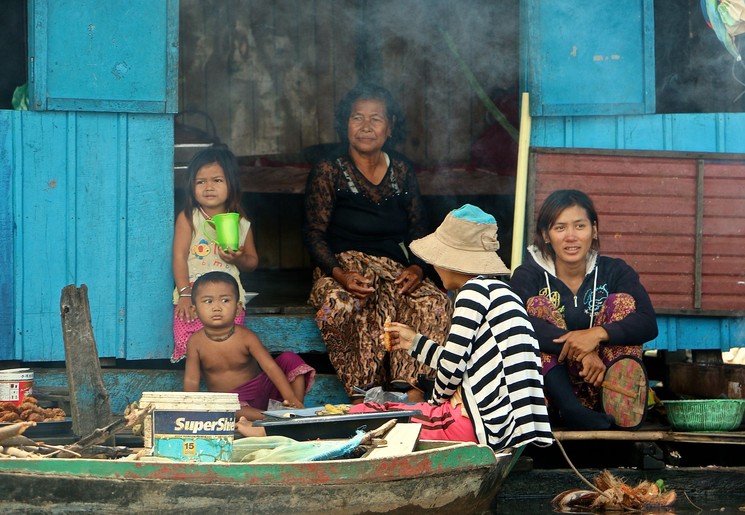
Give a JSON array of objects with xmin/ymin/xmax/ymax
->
[{"xmin": 411, "ymin": 277, "xmax": 553, "ymax": 451}]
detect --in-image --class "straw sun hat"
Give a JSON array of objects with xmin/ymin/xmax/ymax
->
[{"xmin": 410, "ymin": 204, "xmax": 509, "ymax": 275}]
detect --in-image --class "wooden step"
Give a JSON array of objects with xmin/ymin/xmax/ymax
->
[
  {"xmin": 247, "ymin": 313, "xmax": 325, "ymax": 354},
  {"xmin": 32, "ymin": 369, "xmax": 347, "ymax": 415}
]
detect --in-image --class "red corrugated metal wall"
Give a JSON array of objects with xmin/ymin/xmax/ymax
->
[{"xmin": 528, "ymin": 148, "xmax": 745, "ymax": 315}]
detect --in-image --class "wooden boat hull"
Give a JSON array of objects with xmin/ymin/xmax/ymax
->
[{"xmin": 0, "ymin": 442, "xmax": 513, "ymax": 514}]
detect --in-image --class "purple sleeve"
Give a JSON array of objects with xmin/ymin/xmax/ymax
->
[
  {"xmin": 509, "ymin": 265, "xmax": 567, "ymax": 355},
  {"xmin": 601, "ymin": 260, "xmax": 658, "ymax": 346}
]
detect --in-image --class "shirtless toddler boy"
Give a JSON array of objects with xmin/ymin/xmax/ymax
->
[{"xmin": 184, "ymin": 271, "xmax": 315, "ymax": 421}]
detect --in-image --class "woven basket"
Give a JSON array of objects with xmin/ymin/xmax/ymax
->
[{"xmin": 665, "ymin": 399, "xmax": 745, "ymax": 432}]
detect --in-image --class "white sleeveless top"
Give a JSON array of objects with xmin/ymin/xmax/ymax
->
[{"xmin": 172, "ymin": 208, "xmax": 251, "ymax": 305}]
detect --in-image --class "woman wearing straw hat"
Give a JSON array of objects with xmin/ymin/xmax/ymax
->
[{"xmin": 377, "ymin": 204, "xmax": 553, "ymax": 451}]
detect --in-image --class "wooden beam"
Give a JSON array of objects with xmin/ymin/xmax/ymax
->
[
  {"xmin": 60, "ymin": 285, "xmax": 114, "ymax": 437},
  {"xmin": 553, "ymin": 429, "xmax": 745, "ymax": 445},
  {"xmin": 174, "ymin": 166, "xmax": 516, "ymax": 197},
  {"xmin": 694, "ymin": 158, "xmax": 704, "ymax": 309}
]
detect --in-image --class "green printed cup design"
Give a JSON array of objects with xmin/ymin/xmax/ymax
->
[{"xmin": 203, "ymin": 212, "xmax": 241, "ymax": 251}]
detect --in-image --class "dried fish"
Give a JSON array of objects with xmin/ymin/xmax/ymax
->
[{"xmin": 0, "ymin": 421, "xmax": 36, "ymax": 441}]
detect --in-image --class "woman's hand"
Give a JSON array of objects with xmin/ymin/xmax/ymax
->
[
  {"xmin": 176, "ymin": 296, "xmax": 196, "ymax": 323},
  {"xmin": 578, "ymin": 351, "xmax": 606, "ymax": 387},
  {"xmin": 556, "ymin": 326, "xmax": 608, "ymax": 363},
  {"xmin": 332, "ymin": 267, "xmax": 375, "ymax": 299},
  {"xmin": 383, "ymin": 322, "xmax": 417, "ymax": 352},
  {"xmin": 394, "ymin": 265, "xmax": 424, "ymax": 295}
]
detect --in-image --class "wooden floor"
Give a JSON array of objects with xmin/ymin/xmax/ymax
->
[
  {"xmin": 554, "ymin": 427, "xmax": 745, "ymax": 445},
  {"xmin": 524, "ymin": 419, "xmax": 745, "ymax": 470}
]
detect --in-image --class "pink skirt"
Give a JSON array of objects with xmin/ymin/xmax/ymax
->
[
  {"xmin": 348, "ymin": 401, "xmax": 477, "ymax": 443},
  {"xmin": 230, "ymin": 352, "xmax": 316, "ymax": 411}
]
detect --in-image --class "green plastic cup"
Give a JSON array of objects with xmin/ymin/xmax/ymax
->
[{"xmin": 203, "ymin": 212, "xmax": 241, "ymax": 251}]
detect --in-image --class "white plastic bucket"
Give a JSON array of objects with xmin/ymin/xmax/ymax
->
[
  {"xmin": 0, "ymin": 368, "xmax": 34, "ymax": 407},
  {"xmin": 139, "ymin": 391, "xmax": 240, "ymax": 463}
]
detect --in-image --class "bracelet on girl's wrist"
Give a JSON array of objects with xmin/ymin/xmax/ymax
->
[
  {"xmin": 179, "ymin": 293, "xmax": 191, "ymax": 298},
  {"xmin": 178, "ymin": 285, "xmax": 191, "ymax": 294}
]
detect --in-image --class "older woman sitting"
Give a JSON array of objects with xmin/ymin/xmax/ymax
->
[{"xmin": 303, "ymin": 82, "xmax": 452, "ymax": 403}]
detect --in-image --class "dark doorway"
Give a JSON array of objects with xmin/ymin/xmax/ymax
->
[{"xmin": 655, "ymin": 0, "xmax": 745, "ymax": 113}]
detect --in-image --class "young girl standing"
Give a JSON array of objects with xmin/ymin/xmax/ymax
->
[{"xmin": 171, "ymin": 145, "xmax": 258, "ymax": 362}]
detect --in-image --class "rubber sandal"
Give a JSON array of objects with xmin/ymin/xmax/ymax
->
[
  {"xmin": 389, "ymin": 379, "xmax": 413, "ymax": 392},
  {"xmin": 601, "ymin": 356, "xmax": 649, "ymax": 430}
]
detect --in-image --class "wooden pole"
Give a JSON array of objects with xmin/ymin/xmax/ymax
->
[
  {"xmin": 510, "ymin": 92, "xmax": 532, "ymax": 275},
  {"xmin": 60, "ymin": 284, "xmax": 114, "ymax": 438}
]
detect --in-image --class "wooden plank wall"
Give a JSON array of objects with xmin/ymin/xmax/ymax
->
[
  {"xmin": 178, "ymin": 0, "xmax": 519, "ymax": 271},
  {"xmin": 370, "ymin": 0, "xmax": 515, "ymax": 166},
  {"xmin": 178, "ymin": 0, "xmax": 519, "ymax": 167},
  {"xmin": 178, "ymin": 0, "xmax": 357, "ymax": 157},
  {"xmin": 1, "ymin": 111, "xmax": 174, "ymax": 362},
  {"xmin": 702, "ymin": 160, "xmax": 745, "ymax": 311},
  {"xmin": 530, "ymin": 113, "xmax": 745, "ymax": 155},
  {"xmin": 528, "ymin": 148, "xmax": 745, "ymax": 315},
  {"xmin": 0, "ymin": 115, "xmax": 13, "ymax": 359}
]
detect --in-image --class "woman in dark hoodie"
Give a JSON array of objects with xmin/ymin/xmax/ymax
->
[{"xmin": 510, "ymin": 190, "xmax": 658, "ymax": 430}]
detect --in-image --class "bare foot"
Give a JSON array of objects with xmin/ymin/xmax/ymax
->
[
  {"xmin": 236, "ymin": 416, "xmax": 267, "ymax": 438},
  {"xmin": 406, "ymin": 388, "xmax": 425, "ymax": 403}
]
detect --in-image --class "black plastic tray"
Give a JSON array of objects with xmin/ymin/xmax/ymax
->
[{"xmin": 253, "ymin": 410, "xmax": 421, "ymax": 440}]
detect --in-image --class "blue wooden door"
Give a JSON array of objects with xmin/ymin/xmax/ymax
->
[
  {"xmin": 9, "ymin": 112, "xmax": 175, "ymax": 362},
  {"xmin": 523, "ymin": 0, "xmax": 656, "ymax": 116}
]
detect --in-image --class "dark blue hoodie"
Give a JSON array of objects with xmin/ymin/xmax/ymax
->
[{"xmin": 509, "ymin": 246, "xmax": 658, "ymax": 356}]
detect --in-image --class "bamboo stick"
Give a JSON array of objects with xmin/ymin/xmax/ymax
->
[
  {"xmin": 510, "ymin": 92, "xmax": 532, "ymax": 274},
  {"xmin": 554, "ymin": 430, "xmax": 668, "ymax": 441},
  {"xmin": 439, "ymin": 29, "xmax": 519, "ymax": 142}
]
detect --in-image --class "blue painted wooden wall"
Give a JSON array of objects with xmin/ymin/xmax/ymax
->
[
  {"xmin": 0, "ymin": 1, "xmax": 178, "ymax": 362},
  {"xmin": 522, "ymin": 0, "xmax": 745, "ymax": 351},
  {"xmin": 0, "ymin": 116, "xmax": 14, "ymax": 360},
  {"xmin": 0, "ymin": 111, "xmax": 175, "ymax": 361}
]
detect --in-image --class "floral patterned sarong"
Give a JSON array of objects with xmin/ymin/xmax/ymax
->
[
  {"xmin": 527, "ymin": 292, "xmax": 642, "ymax": 411},
  {"xmin": 310, "ymin": 251, "xmax": 452, "ymax": 398}
]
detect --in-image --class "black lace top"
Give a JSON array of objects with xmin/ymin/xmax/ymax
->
[{"xmin": 303, "ymin": 150, "xmax": 429, "ymax": 275}]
